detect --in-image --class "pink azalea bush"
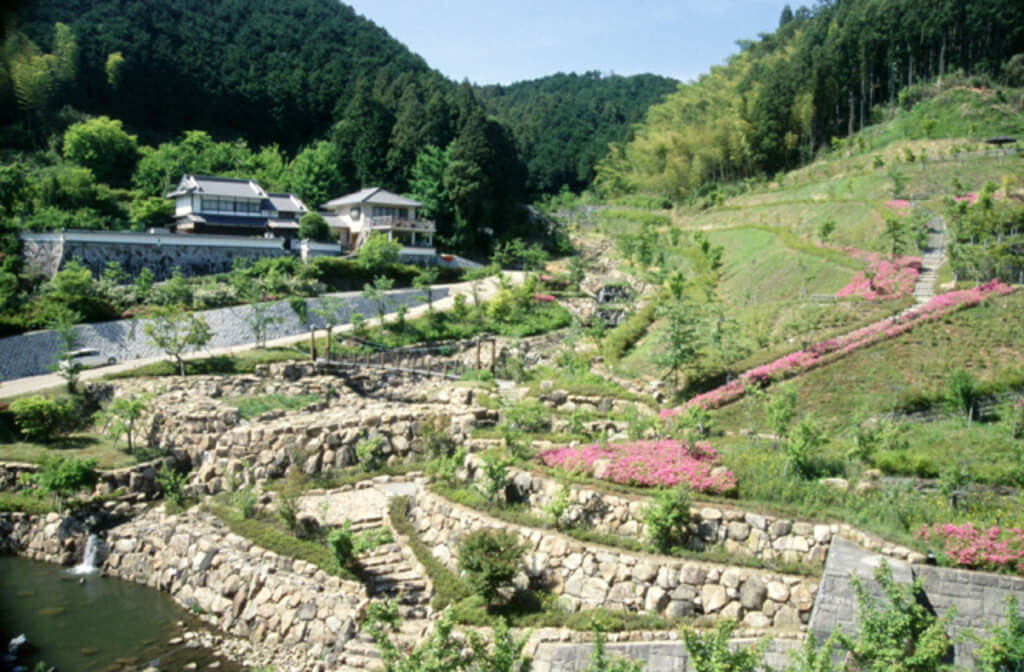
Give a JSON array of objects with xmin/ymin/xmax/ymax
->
[
  {"xmin": 661, "ymin": 280, "xmax": 1016, "ymax": 417},
  {"xmin": 954, "ymin": 193, "xmax": 979, "ymax": 204},
  {"xmin": 918, "ymin": 523, "xmax": 1024, "ymax": 573},
  {"xmin": 539, "ymin": 439, "xmax": 736, "ymax": 494},
  {"xmin": 531, "ymin": 293, "xmax": 557, "ymax": 303},
  {"xmin": 885, "ymin": 199, "xmax": 912, "ymax": 214},
  {"xmin": 836, "ymin": 254, "xmax": 921, "ymax": 300}
]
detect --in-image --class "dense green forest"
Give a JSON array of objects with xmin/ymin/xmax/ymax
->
[
  {"xmin": 595, "ymin": 0, "xmax": 1024, "ymax": 199},
  {"xmin": 475, "ymin": 72, "xmax": 678, "ymax": 194}
]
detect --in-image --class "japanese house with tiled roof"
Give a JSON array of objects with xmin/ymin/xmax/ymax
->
[
  {"xmin": 166, "ymin": 174, "xmax": 309, "ymax": 237},
  {"xmin": 320, "ymin": 187, "xmax": 436, "ymax": 259}
]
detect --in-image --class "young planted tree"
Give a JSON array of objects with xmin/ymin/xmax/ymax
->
[
  {"xmin": 413, "ymin": 265, "xmax": 439, "ymax": 312},
  {"xmin": 239, "ymin": 284, "xmax": 283, "ymax": 348},
  {"xmin": 836, "ymin": 560, "xmax": 955, "ymax": 672},
  {"xmin": 884, "ymin": 216, "xmax": 908, "ymax": 258},
  {"xmin": 288, "ymin": 296, "xmax": 316, "ymax": 361},
  {"xmin": 681, "ymin": 619, "xmax": 770, "ymax": 672},
  {"xmin": 100, "ymin": 393, "xmax": 152, "ymax": 455},
  {"xmin": 655, "ymin": 299, "xmax": 700, "ymax": 394},
  {"xmin": 764, "ymin": 383, "xmax": 798, "ymax": 449},
  {"xmin": 973, "ymin": 594, "xmax": 1024, "ymax": 672},
  {"xmin": 362, "ymin": 275, "xmax": 396, "ymax": 325},
  {"xmin": 49, "ymin": 308, "xmax": 83, "ymax": 393},
  {"xmin": 456, "ymin": 529, "xmax": 526, "ymax": 606},
  {"xmin": 310, "ymin": 295, "xmax": 348, "ymax": 361},
  {"xmin": 947, "ymin": 368, "xmax": 980, "ymax": 425},
  {"xmin": 143, "ymin": 304, "xmax": 213, "ymax": 376}
]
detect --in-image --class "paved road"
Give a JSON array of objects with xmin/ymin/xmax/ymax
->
[{"xmin": 0, "ymin": 273, "xmax": 519, "ymax": 400}]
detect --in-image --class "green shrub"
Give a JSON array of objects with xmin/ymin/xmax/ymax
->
[
  {"xmin": 356, "ymin": 435, "xmax": 384, "ymax": 471},
  {"xmin": 501, "ymin": 400, "xmax": 550, "ymax": 434},
  {"xmin": 456, "ymin": 529, "xmax": 526, "ymax": 606},
  {"xmin": 643, "ymin": 488, "xmax": 691, "ymax": 554},
  {"xmin": 602, "ymin": 302, "xmax": 656, "ymax": 362},
  {"xmin": 10, "ymin": 395, "xmax": 79, "ymax": 442},
  {"xmin": 328, "ymin": 524, "xmax": 355, "ymax": 568},
  {"xmin": 974, "ymin": 594, "xmax": 1024, "ymax": 672},
  {"xmin": 156, "ymin": 463, "xmax": 188, "ymax": 508},
  {"xmin": 682, "ymin": 620, "xmax": 769, "ymax": 672},
  {"xmin": 230, "ymin": 486, "xmax": 258, "ymax": 519},
  {"xmin": 25, "ymin": 456, "xmax": 98, "ymax": 511},
  {"xmin": 353, "ymin": 525, "xmax": 394, "ymax": 554}
]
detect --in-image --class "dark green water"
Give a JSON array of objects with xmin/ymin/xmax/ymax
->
[{"xmin": 0, "ymin": 555, "xmax": 241, "ymax": 672}]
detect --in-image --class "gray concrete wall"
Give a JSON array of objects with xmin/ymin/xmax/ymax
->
[
  {"xmin": 532, "ymin": 637, "xmax": 802, "ymax": 672},
  {"xmin": 0, "ymin": 287, "xmax": 448, "ymax": 381},
  {"xmin": 809, "ymin": 537, "xmax": 1024, "ymax": 669}
]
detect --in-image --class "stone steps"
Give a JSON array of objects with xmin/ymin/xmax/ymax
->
[{"xmin": 338, "ymin": 527, "xmax": 435, "ymax": 668}]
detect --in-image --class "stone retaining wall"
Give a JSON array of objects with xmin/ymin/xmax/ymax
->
[
  {"xmin": 1, "ymin": 457, "xmax": 177, "ymax": 500},
  {"xmin": 409, "ymin": 490, "xmax": 818, "ymax": 631},
  {"xmin": 122, "ymin": 377, "xmax": 495, "ymax": 494},
  {"xmin": 462, "ymin": 457, "xmax": 925, "ymax": 569},
  {"xmin": 0, "ymin": 508, "xmax": 367, "ymax": 671},
  {"xmin": 810, "ymin": 537, "xmax": 1024, "ymax": 670}
]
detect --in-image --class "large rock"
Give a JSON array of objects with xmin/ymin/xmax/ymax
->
[
  {"xmin": 701, "ymin": 584, "xmax": 727, "ymax": 613},
  {"xmin": 740, "ymin": 577, "xmax": 767, "ymax": 610}
]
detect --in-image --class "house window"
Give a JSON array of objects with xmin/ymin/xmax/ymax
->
[
  {"xmin": 201, "ymin": 197, "xmax": 260, "ymax": 215},
  {"xmin": 372, "ymin": 207, "xmax": 409, "ymax": 220}
]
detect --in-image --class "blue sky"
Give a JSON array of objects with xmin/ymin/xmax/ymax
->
[{"xmin": 345, "ymin": 0, "xmax": 787, "ymax": 85}]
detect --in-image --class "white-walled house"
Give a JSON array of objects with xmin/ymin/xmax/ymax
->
[
  {"xmin": 320, "ymin": 187, "xmax": 436, "ymax": 258},
  {"xmin": 166, "ymin": 174, "xmax": 309, "ymax": 237}
]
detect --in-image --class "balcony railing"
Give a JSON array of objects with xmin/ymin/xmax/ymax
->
[{"xmin": 367, "ymin": 216, "xmax": 436, "ymax": 233}]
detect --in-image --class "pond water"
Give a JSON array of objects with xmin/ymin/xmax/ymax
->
[{"xmin": 0, "ymin": 555, "xmax": 242, "ymax": 672}]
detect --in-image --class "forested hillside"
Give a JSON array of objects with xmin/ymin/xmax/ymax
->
[
  {"xmin": 595, "ymin": 0, "xmax": 1024, "ymax": 200},
  {"xmin": 475, "ymin": 72, "xmax": 678, "ymax": 195},
  {"xmin": 3, "ymin": 0, "xmax": 449, "ymax": 153}
]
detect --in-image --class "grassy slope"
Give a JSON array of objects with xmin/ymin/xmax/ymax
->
[{"xmin": 714, "ymin": 291, "xmax": 1024, "ymax": 485}]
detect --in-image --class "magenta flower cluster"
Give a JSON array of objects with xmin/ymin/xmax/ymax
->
[
  {"xmin": 885, "ymin": 199, "xmax": 912, "ymax": 213},
  {"xmin": 661, "ymin": 280, "xmax": 1016, "ymax": 417},
  {"xmin": 918, "ymin": 523, "xmax": 1024, "ymax": 573},
  {"xmin": 538, "ymin": 439, "xmax": 736, "ymax": 493},
  {"xmin": 532, "ymin": 293, "xmax": 557, "ymax": 303},
  {"xmin": 836, "ymin": 254, "xmax": 921, "ymax": 301}
]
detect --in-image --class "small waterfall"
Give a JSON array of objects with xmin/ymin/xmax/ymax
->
[{"xmin": 68, "ymin": 533, "xmax": 101, "ymax": 576}]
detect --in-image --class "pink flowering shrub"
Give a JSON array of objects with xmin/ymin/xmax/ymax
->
[
  {"xmin": 661, "ymin": 280, "xmax": 1016, "ymax": 418},
  {"xmin": 836, "ymin": 254, "xmax": 921, "ymax": 300},
  {"xmin": 954, "ymin": 193, "xmax": 979, "ymax": 204},
  {"xmin": 885, "ymin": 199, "xmax": 912, "ymax": 214},
  {"xmin": 918, "ymin": 523, "xmax": 1024, "ymax": 573},
  {"xmin": 539, "ymin": 439, "xmax": 736, "ymax": 494},
  {"xmin": 531, "ymin": 293, "xmax": 557, "ymax": 303}
]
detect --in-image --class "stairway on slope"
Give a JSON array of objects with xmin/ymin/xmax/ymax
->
[{"xmin": 338, "ymin": 522, "xmax": 434, "ymax": 671}]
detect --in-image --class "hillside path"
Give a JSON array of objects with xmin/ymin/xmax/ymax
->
[{"xmin": 910, "ymin": 215, "xmax": 948, "ymax": 304}]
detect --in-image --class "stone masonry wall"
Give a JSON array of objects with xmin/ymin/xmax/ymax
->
[
  {"xmin": 409, "ymin": 490, "xmax": 818, "ymax": 631},
  {"xmin": 811, "ymin": 537, "xmax": 1024, "ymax": 670},
  {"xmin": 22, "ymin": 234, "xmax": 289, "ymax": 281},
  {"xmin": 463, "ymin": 457, "xmax": 924, "ymax": 569},
  {"xmin": 0, "ymin": 509, "xmax": 367, "ymax": 671},
  {"xmin": 120, "ymin": 375, "xmax": 496, "ymax": 494}
]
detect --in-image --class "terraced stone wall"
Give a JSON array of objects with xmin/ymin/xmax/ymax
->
[{"xmin": 410, "ymin": 490, "xmax": 818, "ymax": 631}]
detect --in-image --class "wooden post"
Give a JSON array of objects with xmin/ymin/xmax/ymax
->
[
  {"xmin": 309, "ymin": 328, "xmax": 317, "ymax": 362},
  {"xmin": 476, "ymin": 340, "xmax": 481, "ymax": 370},
  {"xmin": 490, "ymin": 339, "xmax": 496, "ymax": 375}
]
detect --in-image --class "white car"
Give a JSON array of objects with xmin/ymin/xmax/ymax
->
[{"xmin": 59, "ymin": 348, "xmax": 117, "ymax": 370}]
